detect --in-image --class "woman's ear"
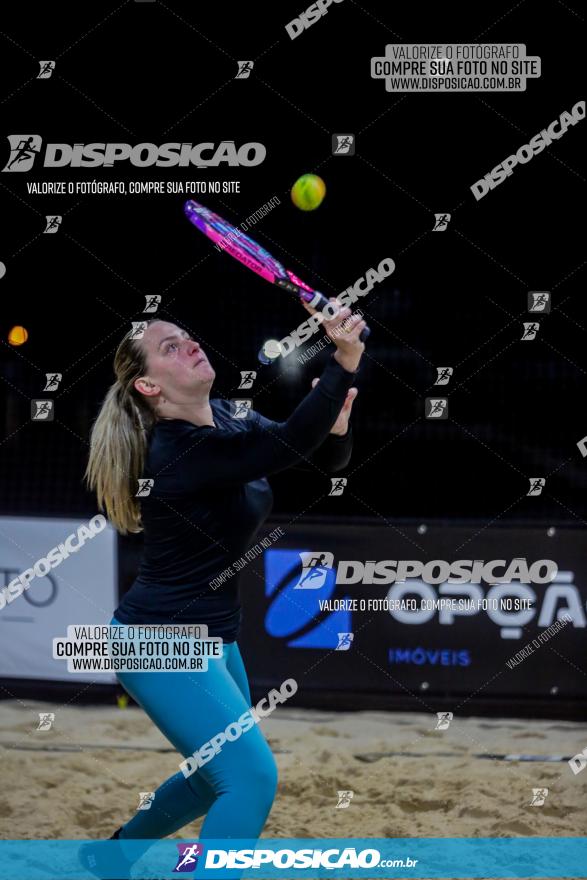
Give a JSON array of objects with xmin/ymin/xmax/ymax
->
[{"xmin": 134, "ymin": 376, "xmax": 160, "ymax": 398}]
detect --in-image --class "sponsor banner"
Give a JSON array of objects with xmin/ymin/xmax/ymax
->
[
  {"xmin": 239, "ymin": 521, "xmax": 586, "ymax": 702},
  {"xmin": 0, "ymin": 516, "xmax": 117, "ymax": 683},
  {"xmin": 0, "ymin": 837, "xmax": 585, "ymax": 878}
]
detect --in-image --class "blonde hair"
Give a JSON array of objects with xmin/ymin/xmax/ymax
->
[{"xmin": 85, "ymin": 321, "xmax": 160, "ymax": 535}]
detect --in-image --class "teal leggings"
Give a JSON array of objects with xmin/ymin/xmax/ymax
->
[{"xmin": 110, "ymin": 617, "xmax": 278, "ymax": 859}]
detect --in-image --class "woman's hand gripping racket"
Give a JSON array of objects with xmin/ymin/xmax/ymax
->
[{"xmin": 184, "ymin": 200, "xmax": 370, "ymax": 342}]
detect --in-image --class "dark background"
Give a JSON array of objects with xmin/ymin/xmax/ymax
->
[{"xmin": 0, "ymin": 0, "xmax": 585, "ymax": 537}]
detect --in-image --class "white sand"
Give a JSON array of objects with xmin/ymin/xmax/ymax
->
[{"xmin": 0, "ymin": 700, "xmax": 585, "ymax": 841}]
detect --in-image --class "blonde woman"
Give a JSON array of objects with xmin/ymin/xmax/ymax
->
[{"xmin": 82, "ymin": 305, "xmax": 364, "ymax": 877}]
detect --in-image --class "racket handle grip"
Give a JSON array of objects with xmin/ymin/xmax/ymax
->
[{"xmin": 306, "ymin": 291, "xmax": 371, "ymax": 342}]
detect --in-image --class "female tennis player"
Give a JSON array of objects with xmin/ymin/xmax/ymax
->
[{"xmin": 82, "ymin": 302, "xmax": 365, "ymax": 877}]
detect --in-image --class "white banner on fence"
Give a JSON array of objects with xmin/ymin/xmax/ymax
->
[{"xmin": 0, "ymin": 516, "xmax": 117, "ymax": 683}]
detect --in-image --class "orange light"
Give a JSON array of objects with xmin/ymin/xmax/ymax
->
[{"xmin": 8, "ymin": 325, "xmax": 29, "ymax": 346}]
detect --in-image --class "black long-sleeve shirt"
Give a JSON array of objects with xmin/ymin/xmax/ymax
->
[{"xmin": 114, "ymin": 355, "xmax": 356, "ymax": 641}]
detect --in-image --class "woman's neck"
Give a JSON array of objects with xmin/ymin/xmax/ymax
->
[{"xmin": 157, "ymin": 399, "xmax": 215, "ymax": 428}]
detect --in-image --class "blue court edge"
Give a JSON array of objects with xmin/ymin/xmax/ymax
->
[{"xmin": 0, "ymin": 838, "xmax": 586, "ymax": 878}]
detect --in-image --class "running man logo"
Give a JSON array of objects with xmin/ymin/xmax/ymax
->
[
  {"xmin": 264, "ymin": 549, "xmax": 350, "ymax": 649},
  {"xmin": 144, "ymin": 295, "xmax": 161, "ymax": 313},
  {"xmin": 37, "ymin": 61, "xmax": 55, "ymax": 79},
  {"xmin": 44, "ymin": 215, "xmax": 62, "ymax": 234},
  {"xmin": 433, "ymin": 213, "xmax": 451, "ymax": 231},
  {"xmin": 231, "ymin": 398, "xmax": 253, "ymax": 418},
  {"xmin": 528, "ymin": 291, "xmax": 551, "ymax": 313},
  {"xmin": 138, "ymin": 792, "xmax": 155, "ymax": 810},
  {"xmin": 435, "ymin": 367, "xmax": 453, "ymax": 386},
  {"xmin": 173, "ymin": 843, "xmax": 204, "ymax": 873},
  {"xmin": 434, "ymin": 711, "xmax": 453, "ymax": 730},
  {"xmin": 335, "ymin": 790, "xmax": 354, "ymax": 808},
  {"xmin": 36, "ymin": 712, "xmax": 55, "ymax": 731},
  {"xmin": 425, "ymin": 398, "xmax": 448, "ymax": 419},
  {"xmin": 521, "ymin": 322, "xmax": 540, "ymax": 341},
  {"xmin": 336, "ymin": 632, "xmax": 354, "ymax": 651},
  {"xmin": 294, "ymin": 552, "xmax": 335, "ymax": 589},
  {"xmin": 238, "ymin": 371, "xmax": 256, "ymax": 390},
  {"xmin": 527, "ymin": 477, "xmax": 546, "ymax": 497},
  {"xmin": 332, "ymin": 134, "xmax": 355, "ymax": 155},
  {"xmin": 529, "ymin": 787, "xmax": 549, "ymax": 806},
  {"xmin": 329, "ymin": 477, "xmax": 347, "ymax": 496},
  {"xmin": 236, "ymin": 61, "xmax": 254, "ymax": 78},
  {"xmin": 130, "ymin": 321, "xmax": 148, "ymax": 340},
  {"xmin": 2, "ymin": 135, "xmax": 42, "ymax": 172},
  {"xmin": 43, "ymin": 373, "xmax": 62, "ymax": 391},
  {"xmin": 31, "ymin": 400, "xmax": 54, "ymax": 421},
  {"xmin": 136, "ymin": 479, "xmax": 155, "ymax": 498}
]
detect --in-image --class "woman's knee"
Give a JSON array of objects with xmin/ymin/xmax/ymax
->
[{"xmin": 241, "ymin": 750, "xmax": 278, "ymax": 808}]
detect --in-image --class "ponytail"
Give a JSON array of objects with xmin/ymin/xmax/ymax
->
[{"xmin": 85, "ymin": 324, "xmax": 157, "ymax": 534}]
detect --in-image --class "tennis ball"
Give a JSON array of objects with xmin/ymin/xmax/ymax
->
[
  {"xmin": 291, "ymin": 174, "xmax": 326, "ymax": 211},
  {"xmin": 8, "ymin": 325, "xmax": 28, "ymax": 346}
]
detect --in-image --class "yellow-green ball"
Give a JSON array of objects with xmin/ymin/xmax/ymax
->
[{"xmin": 291, "ymin": 174, "xmax": 326, "ymax": 211}]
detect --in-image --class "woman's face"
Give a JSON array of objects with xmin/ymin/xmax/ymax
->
[{"xmin": 134, "ymin": 321, "xmax": 215, "ymax": 402}]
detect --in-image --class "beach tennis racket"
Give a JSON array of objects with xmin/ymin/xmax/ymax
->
[{"xmin": 184, "ymin": 200, "xmax": 370, "ymax": 341}]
